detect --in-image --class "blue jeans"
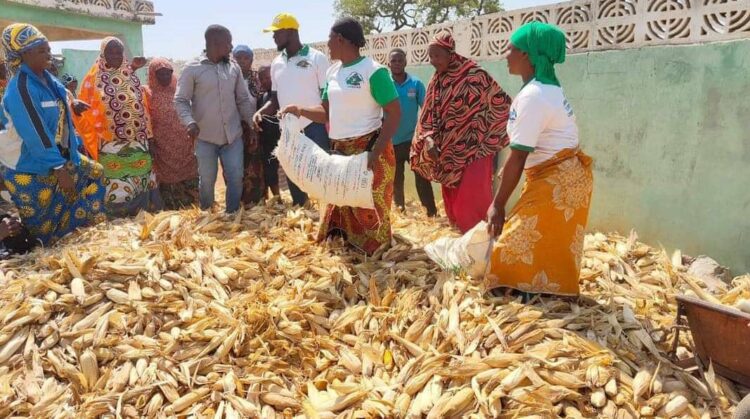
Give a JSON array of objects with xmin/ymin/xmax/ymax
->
[
  {"xmin": 195, "ymin": 138, "xmax": 244, "ymax": 213},
  {"xmin": 288, "ymin": 122, "xmax": 330, "ymax": 206}
]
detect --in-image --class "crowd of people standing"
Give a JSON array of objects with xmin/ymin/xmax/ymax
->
[{"xmin": 0, "ymin": 14, "xmax": 593, "ymax": 300}]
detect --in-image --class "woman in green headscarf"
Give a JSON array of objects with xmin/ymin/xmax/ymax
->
[{"xmin": 485, "ymin": 22, "xmax": 594, "ymax": 299}]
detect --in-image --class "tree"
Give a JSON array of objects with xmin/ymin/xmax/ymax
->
[{"xmin": 334, "ymin": 0, "xmax": 502, "ymax": 33}]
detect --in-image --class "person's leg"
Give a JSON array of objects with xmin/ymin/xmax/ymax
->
[
  {"xmin": 241, "ymin": 150, "xmax": 264, "ymax": 206},
  {"xmin": 194, "ymin": 140, "xmax": 219, "ymax": 210},
  {"xmin": 286, "ymin": 179, "xmax": 307, "ymax": 206},
  {"xmin": 393, "ymin": 142, "xmax": 408, "ymax": 210},
  {"xmin": 442, "ymin": 184, "xmax": 457, "ymax": 227},
  {"xmin": 148, "ymin": 186, "xmax": 165, "ymax": 213},
  {"xmin": 303, "ymin": 122, "xmax": 331, "ymax": 152},
  {"xmin": 414, "ymin": 170, "xmax": 437, "ymax": 217},
  {"xmin": 265, "ymin": 158, "xmax": 281, "ymax": 197},
  {"xmin": 146, "ymin": 171, "xmax": 164, "ymax": 213},
  {"xmin": 218, "ymin": 138, "xmax": 244, "ymax": 213}
]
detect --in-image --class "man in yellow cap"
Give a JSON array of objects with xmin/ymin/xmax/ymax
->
[
  {"xmin": 262, "ymin": 12, "xmax": 300, "ymax": 33},
  {"xmin": 254, "ymin": 13, "xmax": 331, "ymax": 207}
]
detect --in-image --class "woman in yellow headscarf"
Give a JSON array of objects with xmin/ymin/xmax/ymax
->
[
  {"xmin": 486, "ymin": 22, "xmax": 594, "ymax": 299},
  {"xmin": 76, "ymin": 37, "xmax": 162, "ymax": 217},
  {"xmin": 1, "ymin": 23, "xmax": 106, "ymax": 245}
]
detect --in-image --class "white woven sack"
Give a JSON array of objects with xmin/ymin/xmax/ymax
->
[
  {"xmin": 275, "ymin": 116, "xmax": 375, "ymax": 209},
  {"xmin": 424, "ymin": 221, "xmax": 493, "ymax": 278}
]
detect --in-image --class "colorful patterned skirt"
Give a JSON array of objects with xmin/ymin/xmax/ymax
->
[
  {"xmin": 318, "ymin": 130, "xmax": 395, "ymax": 256},
  {"xmin": 1, "ymin": 156, "xmax": 107, "ymax": 245},
  {"xmin": 486, "ymin": 148, "xmax": 594, "ymax": 296},
  {"xmin": 159, "ymin": 178, "xmax": 199, "ymax": 210},
  {"xmin": 99, "ymin": 141, "xmax": 162, "ymax": 218}
]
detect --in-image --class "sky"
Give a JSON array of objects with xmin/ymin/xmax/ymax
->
[{"xmin": 51, "ymin": 0, "xmax": 557, "ymax": 60}]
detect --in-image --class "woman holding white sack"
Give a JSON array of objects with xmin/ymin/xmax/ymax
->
[{"xmin": 281, "ymin": 17, "xmax": 401, "ymax": 255}]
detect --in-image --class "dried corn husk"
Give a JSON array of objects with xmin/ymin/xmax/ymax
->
[
  {"xmin": 0, "ymin": 200, "xmax": 744, "ymax": 417},
  {"xmin": 663, "ymin": 394, "xmax": 689, "ymax": 417},
  {"xmin": 586, "ymin": 364, "xmax": 611, "ymax": 388},
  {"xmin": 79, "ymin": 350, "xmax": 98, "ymax": 391},
  {"xmin": 591, "ymin": 388, "xmax": 607, "ymax": 408}
]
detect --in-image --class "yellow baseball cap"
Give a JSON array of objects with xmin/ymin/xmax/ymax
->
[{"xmin": 263, "ymin": 13, "xmax": 300, "ymax": 32}]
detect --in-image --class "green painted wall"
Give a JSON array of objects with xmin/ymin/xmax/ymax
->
[
  {"xmin": 1, "ymin": 0, "xmax": 145, "ymax": 82},
  {"xmin": 59, "ymin": 49, "xmax": 99, "ymax": 93},
  {"xmin": 404, "ymin": 39, "xmax": 750, "ymax": 274},
  {"xmin": 59, "ymin": 49, "xmax": 148, "ymax": 95}
]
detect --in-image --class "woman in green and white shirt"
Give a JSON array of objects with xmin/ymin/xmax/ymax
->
[{"xmin": 281, "ymin": 17, "xmax": 401, "ymax": 255}]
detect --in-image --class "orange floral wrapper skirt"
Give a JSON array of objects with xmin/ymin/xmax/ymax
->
[{"xmin": 486, "ymin": 148, "xmax": 594, "ymax": 296}]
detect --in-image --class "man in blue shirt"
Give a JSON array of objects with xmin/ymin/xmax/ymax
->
[{"xmin": 389, "ymin": 48, "xmax": 437, "ymax": 217}]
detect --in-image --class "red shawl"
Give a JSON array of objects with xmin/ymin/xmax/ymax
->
[
  {"xmin": 410, "ymin": 32, "xmax": 511, "ymax": 188},
  {"xmin": 145, "ymin": 58, "xmax": 197, "ymax": 184}
]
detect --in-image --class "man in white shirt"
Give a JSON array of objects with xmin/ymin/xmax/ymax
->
[{"xmin": 254, "ymin": 13, "xmax": 330, "ymax": 206}]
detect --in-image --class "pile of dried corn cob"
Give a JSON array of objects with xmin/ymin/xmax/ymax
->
[{"xmin": 0, "ymin": 200, "xmax": 747, "ymax": 418}]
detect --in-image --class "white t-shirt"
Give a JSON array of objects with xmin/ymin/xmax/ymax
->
[
  {"xmin": 271, "ymin": 45, "xmax": 330, "ymax": 128},
  {"xmin": 323, "ymin": 56, "xmax": 399, "ymax": 140},
  {"xmin": 508, "ymin": 80, "xmax": 579, "ymax": 168}
]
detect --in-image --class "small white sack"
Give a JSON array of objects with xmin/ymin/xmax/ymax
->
[
  {"xmin": 0, "ymin": 110, "xmax": 23, "ymax": 171},
  {"xmin": 275, "ymin": 116, "xmax": 375, "ymax": 209},
  {"xmin": 424, "ymin": 221, "xmax": 494, "ymax": 278}
]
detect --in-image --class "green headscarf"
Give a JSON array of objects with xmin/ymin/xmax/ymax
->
[{"xmin": 509, "ymin": 22, "xmax": 566, "ymax": 86}]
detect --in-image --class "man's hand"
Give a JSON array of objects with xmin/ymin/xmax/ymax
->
[
  {"xmin": 242, "ymin": 121, "xmax": 258, "ymax": 152},
  {"xmin": 72, "ymin": 99, "xmax": 91, "ymax": 116},
  {"xmin": 252, "ymin": 111, "xmax": 265, "ymax": 132},
  {"xmin": 130, "ymin": 56, "xmax": 147, "ymax": 70},
  {"xmin": 187, "ymin": 123, "xmax": 200, "ymax": 142}
]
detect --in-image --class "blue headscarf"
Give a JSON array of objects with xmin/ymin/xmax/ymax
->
[{"xmin": 232, "ymin": 45, "xmax": 254, "ymax": 60}]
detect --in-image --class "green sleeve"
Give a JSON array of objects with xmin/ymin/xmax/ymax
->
[
  {"xmin": 369, "ymin": 67, "xmax": 399, "ymax": 106},
  {"xmin": 510, "ymin": 143, "xmax": 535, "ymax": 152},
  {"xmin": 321, "ymin": 82, "xmax": 329, "ymax": 101}
]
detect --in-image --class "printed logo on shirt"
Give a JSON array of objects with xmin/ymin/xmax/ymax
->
[
  {"xmin": 296, "ymin": 59, "xmax": 311, "ymax": 68},
  {"xmin": 509, "ymin": 108, "xmax": 517, "ymax": 123},
  {"xmin": 345, "ymin": 72, "xmax": 364, "ymax": 88},
  {"xmin": 407, "ymin": 88, "xmax": 417, "ymax": 98},
  {"xmin": 563, "ymin": 99, "xmax": 574, "ymax": 117}
]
